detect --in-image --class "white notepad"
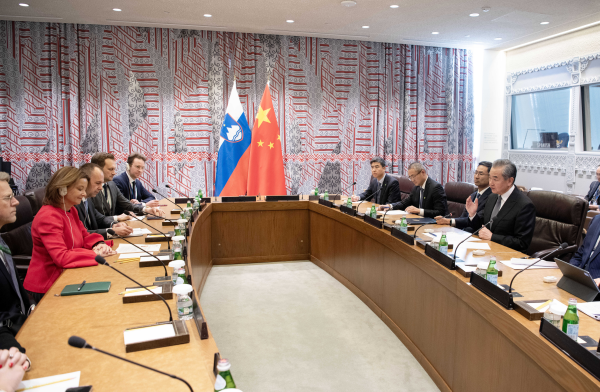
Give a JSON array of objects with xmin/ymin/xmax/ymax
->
[
  {"xmin": 124, "ymin": 286, "xmax": 163, "ymax": 297},
  {"xmin": 140, "ymin": 255, "xmax": 171, "ymax": 262},
  {"xmin": 17, "ymin": 371, "xmax": 80, "ymax": 391},
  {"xmin": 124, "ymin": 323, "xmax": 175, "ymax": 345},
  {"xmin": 116, "ymin": 243, "xmax": 162, "ymax": 254}
]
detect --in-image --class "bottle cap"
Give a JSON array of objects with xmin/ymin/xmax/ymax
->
[
  {"xmin": 217, "ymin": 358, "xmax": 231, "ymax": 371},
  {"xmin": 172, "ymin": 235, "xmax": 185, "ymax": 242},
  {"xmin": 395, "ymin": 220, "xmax": 401, "ymax": 224},
  {"xmin": 477, "ymin": 262, "xmax": 489, "ymax": 269},
  {"xmin": 169, "ymin": 260, "xmax": 185, "ymax": 268},
  {"xmin": 173, "ymin": 283, "xmax": 193, "ymax": 295},
  {"xmin": 177, "ymin": 219, "xmax": 187, "ymax": 223}
]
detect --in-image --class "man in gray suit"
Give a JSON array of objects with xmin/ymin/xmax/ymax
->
[{"xmin": 90, "ymin": 153, "xmax": 165, "ymax": 218}]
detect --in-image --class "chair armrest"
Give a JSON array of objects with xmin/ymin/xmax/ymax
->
[
  {"xmin": 531, "ymin": 245, "xmax": 578, "ymax": 261},
  {"xmin": 11, "ymin": 255, "xmax": 31, "ymax": 267}
]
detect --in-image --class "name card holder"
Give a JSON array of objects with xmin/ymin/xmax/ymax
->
[
  {"xmin": 318, "ymin": 198, "xmax": 334, "ymax": 208},
  {"xmin": 469, "ymin": 271, "xmax": 514, "ymax": 309},
  {"xmin": 308, "ymin": 195, "xmax": 320, "ymax": 201},
  {"xmin": 391, "ymin": 227, "xmax": 415, "ymax": 245},
  {"xmin": 139, "ymin": 255, "xmax": 173, "ymax": 268},
  {"xmin": 539, "ymin": 317, "xmax": 600, "ymax": 382},
  {"xmin": 222, "ymin": 196, "xmax": 256, "ymax": 202},
  {"xmin": 340, "ymin": 205, "xmax": 356, "ymax": 216},
  {"xmin": 145, "ymin": 233, "xmax": 172, "ymax": 243},
  {"xmin": 124, "ymin": 320, "xmax": 189, "ymax": 353},
  {"xmin": 265, "ymin": 195, "xmax": 300, "ymax": 201},
  {"xmin": 327, "ymin": 194, "xmax": 341, "ymax": 200},
  {"xmin": 456, "ymin": 265, "xmax": 502, "ymax": 278},
  {"xmin": 170, "ymin": 209, "xmax": 181, "ymax": 215},
  {"xmin": 514, "ymin": 299, "xmax": 550, "ymax": 321},
  {"xmin": 200, "ymin": 197, "xmax": 212, "ymax": 203},
  {"xmin": 363, "ymin": 214, "xmax": 383, "ymax": 229},
  {"xmin": 122, "ymin": 281, "xmax": 174, "ymax": 304},
  {"xmin": 161, "ymin": 220, "xmax": 177, "ymax": 227},
  {"xmin": 425, "ymin": 244, "xmax": 456, "ymax": 270},
  {"xmin": 192, "ymin": 290, "xmax": 209, "ymax": 340},
  {"xmin": 174, "ymin": 197, "xmax": 194, "ymax": 204}
]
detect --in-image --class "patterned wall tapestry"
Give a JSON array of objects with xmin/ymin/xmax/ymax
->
[{"xmin": 0, "ymin": 21, "xmax": 474, "ymax": 196}]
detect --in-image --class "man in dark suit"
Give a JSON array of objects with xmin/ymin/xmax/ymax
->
[
  {"xmin": 379, "ymin": 162, "xmax": 448, "ymax": 218},
  {"xmin": 584, "ymin": 164, "xmax": 600, "ymax": 210},
  {"xmin": 351, "ymin": 157, "xmax": 401, "ymax": 205},
  {"xmin": 435, "ymin": 161, "xmax": 493, "ymax": 232},
  {"xmin": 90, "ymin": 153, "xmax": 165, "ymax": 218},
  {"xmin": 0, "ymin": 173, "xmax": 32, "ymax": 369},
  {"xmin": 77, "ymin": 163, "xmax": 133, "ymax": 239},
  {"xmin": 113, "ymin": 152, "xmax": 159, "ymax": 207},
  {"xmin": 466, "ymin": 159, "xmax": 536, "ymax": 253},
  {"xmin": 570, "ymin": 214, "xmax": 600, "ymax": 285}
]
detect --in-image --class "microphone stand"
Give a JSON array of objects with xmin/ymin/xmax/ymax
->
[
  {"xmin": 340, "ymin": 181, "xmax": 357, "ymax": 198},
  {"xmin": 356, "ymin": 188, "xmax": 383, "ymax": 215},
  {"xmin": 153, "ymin": 189, "xmax": 183, "ymax": 211},
  {"xmin": 107, "ymin": 229, "xmax": 169, "ymax": 278},
  {"xmin": 508, "ymin": 243, "xmax": 568, "ymax": 294},
  {"xmin": 453, "ymin": 218, "xmax": 494, "ymax": 262},
  {"xmin": 68, "ymin": 336, "xmax": 193, "ymax": 392},
  {"xmin": 95, "ymin": 256, "xmax": 172, "ymax": 322},
  {"xmin": 127, "ymin": 212, "xmax": 172, "ymax": 250},
  {"xmin": 165, "ymin": 184, "xmax": 189, "ymax": 199}
]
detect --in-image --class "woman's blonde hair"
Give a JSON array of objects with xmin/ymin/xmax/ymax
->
[{"xmin": 43, "ymin": 166, "xmax": 89, "ymax": 207}]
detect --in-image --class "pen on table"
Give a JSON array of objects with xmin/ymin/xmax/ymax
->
[{"xmin": 77, "ymin": 280, "xmax": 86, "ymax": 291}]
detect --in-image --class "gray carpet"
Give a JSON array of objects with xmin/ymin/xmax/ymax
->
[{"xmin": 201, "ymin": 261, "xmax": 439, "ymax": 392}]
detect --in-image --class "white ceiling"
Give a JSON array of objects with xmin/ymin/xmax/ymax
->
[{"xmin": 2, "ymin": 0, "xmax": 600, "ymax": 50}]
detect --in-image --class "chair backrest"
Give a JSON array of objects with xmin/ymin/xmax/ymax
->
[
  {"xmin": 585, "ymin": 210, "xmax": 600, "ymax": 232},
  {"xmin": 0, "ymin": 195, "xmax": 34, "ymax": 233},
  {"xmin": 24, "ymin": 187, "xmax": 45, "ymax": 215},
  {"xmin": 1, "ymin": 221, "xmax": 33, "ymax": 256},
  {"xmin": 444, "ymin": 182, "xmax": 477, "ymax": 219},
  {"xmin": 389, "ymin": 175, "xmax": 414, "ymax": 200},
  {"xmin": 526, "ymin": 190, "xmax": 588, "ymax": 255}
]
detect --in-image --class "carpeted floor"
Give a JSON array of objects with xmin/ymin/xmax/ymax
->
[{"xmin": 201, "ymin": 261, "xmax": 440, "ymax": 392}]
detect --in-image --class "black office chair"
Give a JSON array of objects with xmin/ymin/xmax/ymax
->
[{"xmin": 0, "ymin": 196, "xmax": 34, "ymax": 281}]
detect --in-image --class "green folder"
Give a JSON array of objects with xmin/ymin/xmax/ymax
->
[{"xmin": 61, "ymin": 281, "xmax": 111, "ymax": 296}]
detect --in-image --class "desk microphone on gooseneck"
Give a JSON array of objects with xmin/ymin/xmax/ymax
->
[
  {"xmin": 94, "ymin": 255, "xmax": 172, "ymax": 322},
  {"xmin": 68, "ymin": 336, "xmax": 193, "ymax": 391},
  {"xmin": 106, "ymin": 229, "xmax": 168, "ymax": 278},
  {"xmin": 356, "ymin": 187, "xmax": 383, "ymax": 214},
  {"xmin": 126, "ymin": 213, "xmax": 172, "ymax": 250},
  {"xmin": 164, "ymin": 184, "xmax": 189, "ymax": 199},
  {"xmin": 453, "ymin": 218, "xmax": 495, "ymax": 262},
  {"xmin": 152, "ymin": 188, "xmax": 183, "ymax": 211},
  {"xmin": 508, "ymin": 242, "xmax": 568, "ymax": 294}
]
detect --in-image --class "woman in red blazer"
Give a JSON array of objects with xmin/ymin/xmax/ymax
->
[{"xmin": 24, "ymin": 167, "xmax": 116, "ymax": 300}]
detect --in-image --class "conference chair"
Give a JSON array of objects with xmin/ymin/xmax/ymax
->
[
  {"xmin": 444, "ymin": 182, "xmax": 477, "ymax": 219},
  {"xmin": 584, "ymin": 210, "xmax": 600, "ymax": 236},
  {"xmin": 390, "ymin": 175, "xmax": 414, "ymax": 201},
  {"xmin": 24, "ymin": 187, "xmax": 45, "ymax": 216},
  {"xmin": 0, "ymin": 195, "xmax": 34, "ymax": 281},
  {"xmin": 527, "ymin": 190, "xmax": 587, "ymax": 261}
]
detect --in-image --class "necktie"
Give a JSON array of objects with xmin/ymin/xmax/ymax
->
[
  {"xmin": 594, "ymin": 186, "xmax": 600, "ymax": 203},
  {"xmin": 490, "ymin": 195, "xmax": 502, "ymax": 221},
  {"xmin": 103, "ymin": 184, "xmax": 108, "ymax": 200},
  {"xmin": 376, "ymin": 181, "xmax": 382, "ymax": 204},
  {"xmin": 419, "ymin": 188, "xmax": 424, "ymax": 209},
  {"xmin": 476, "ymin": 193, "xmax": 480, "ymax": 200},
  {"xmin": 132, "ymin": 181, "xmax": 137, "ymax": 200}
]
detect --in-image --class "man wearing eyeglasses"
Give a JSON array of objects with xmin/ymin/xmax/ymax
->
[
  {"xmin": 378, "ymin": 162, "xmax": 448, "ymax": 218},
  {"xmin": 584, "ymin": 164, "xmax": 600, "ymax": 210}
]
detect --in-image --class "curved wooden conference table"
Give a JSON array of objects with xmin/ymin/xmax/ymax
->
[{"xmin": 16, "ymin": 198, "xmax": 600, "ymax": 392}]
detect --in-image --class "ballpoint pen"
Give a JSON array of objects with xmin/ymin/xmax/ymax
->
[{"xmin": 77, "ymin": 280, "xmax": 86, "ymax": 291}]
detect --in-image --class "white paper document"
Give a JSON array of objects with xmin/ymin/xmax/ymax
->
[
  {"xmin": 17, "ymin": 371, "xmax": 80, "ymax": 391},
  {"xmin": 461, "ymin": 242, "xmax": 491, "ymax": 250},
  {"xmin": 124, "ymin": 286, "xmax": 163, "ymax": 297},
  {"xmin": 376, "ymin": 210, "xmax": 408, "ymax": 216},
  {"xmin": 126, "ymin": 228, "xmax": 153, "ymax": 237},
  {"xmin": 129, "ymin": 215, "xmax": 145, "ymax": 221},
  {"xmin": 116, "ymin": 243, "xmax": 162, "ymax": 254},
  {"xmin": 528, "ymin": 299, "xmax": 567, "ymax": 316},
  {"xmin": 577, "ymin": 302, "xmax": 600, "ymax": 321},
  {"xmin": 124, "ymin": 323, "xmax": 175, "ymax": 345},
  {"xmin": 140, "ymin": 255, "xmax": 171, "ymax": 262},
  {"xmin": 499, "ymin": 258, "xmax": 558, "ymax": 270},
  {"xmin": 119, "ymin": 252, "xmax": 150, "ymax": 259}
]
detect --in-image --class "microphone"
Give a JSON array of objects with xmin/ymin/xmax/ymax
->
[
  {"xmin": 68, "ymin": 336, "xmax": 193, "ymax": 392},
  {"xmin": 508, "ymin": 242, "xmax": 568, "ymax": 293},
  {"xmin": 165, "ymin": 184, "xmax": 189, "ymax": 199},
  {"xmin": 152, "ymin": 188, "xmax": 183, "ymax": 211},
  {"xmin": 126, "ymin": 213, "xmax": 172, "ymax": 250},
  {"xmin": 107, "ymin": 229, "xmax": 168, "ymax": 277},
  {"xmin": 453, "ymin": 218, "xmax": 495, "ymax": 261},
  {"xmin": 94, "ymin": 256, "xmax": 172, "ymax": 322},
  {"xmin": 356, "ymin": 187, "xmax": 383, "ymax": 214},
  {"xmin": 340, "ymin": 181, "xmax": 357, "ymax": 197}
]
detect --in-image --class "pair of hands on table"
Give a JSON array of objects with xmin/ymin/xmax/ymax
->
[
  {"xmin": 0, "ymin": 347, "xmax": 30, "ymax": 392},
  {"xmin": 93, "ymin": 242, "xmax": 116, "ymax": 257},
  {"xmin": 130, "ymin": 199, "xmax": 160, "ymax": 208},
  {"xmin": 111, "ymin": 221, "xmax": 133, "ymax": 237}
]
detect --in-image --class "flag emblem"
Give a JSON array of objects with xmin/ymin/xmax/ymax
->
[{"xmin": 221, "ymin": 114, "xmax": 244, "ymax": 143}]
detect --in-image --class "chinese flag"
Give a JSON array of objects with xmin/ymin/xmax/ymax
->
[{"xmin": 247, "ymin": 84, "xmax": 287, "ymax": 196}]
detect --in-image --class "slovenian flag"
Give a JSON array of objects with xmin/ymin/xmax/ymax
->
[{"xmin": 215, "ymin": 81, "xmax": 252, "ymax": 196}]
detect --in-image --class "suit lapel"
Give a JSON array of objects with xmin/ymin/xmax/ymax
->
[
  {"xmin": 490, "ymin": 189, "xmax": 519, "ymax": 229},
  {"xmin": 584, "ymin": 222, "xmax": 600, "ymax": 267},
  {"xmin": 109, "ymin": 182, "xmax": 118, "ymax": 214}
]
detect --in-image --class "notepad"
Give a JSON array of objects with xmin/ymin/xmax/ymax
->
[
  {"xmin": 61, "ymin": 281, "xmax": 111, "ymax": 296},
  {"xmin": 16, "ymin": 371, "xmax": 80, "ymax": 391},
  {"xmin": 116, "ymin": 244, "xmax": 162, "ymax": 254},
  {"xmin": 119, "ymin": 252, "xmax": 149, "ymax": 259},
  {"xmin": 123, "ymin": 286, "xmax": 162, "ymax": 297},
  {"xmin": 124, "ymin": 323, "xmax": 175, "ymax": 345}
]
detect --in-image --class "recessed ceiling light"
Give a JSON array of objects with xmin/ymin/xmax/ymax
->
[
  {"xmin": 204, "ymin": 14, "xmax": 212, "ymax": 17},
  {"xmin": 494, "ymin": 37, "xmax": 502, "ymax": 40},
  {"xmin": 19, "ymin": 3, "xmax": 29, "ymax": 6},
  {"xmin": 112, "ymin": 8, "xmax": 121, "ymax": 11},
  {"xmin": 390, "ymin": 4, "xmax": 399, "ymax": 8},
  {"xmin": 286, "ymin": 20, "xmax": 294, "ymax": 23},
  {"xmin": 540, "ymin": 21, "xmax": 549, "ymax": 25},
  {"xmin": 465, "ymin": 35, "xmax": 470, "ymax": 38},
  {"xmin": 341, "ymin": 0, "xmax": 357, "ymax": 7},
  {"xmin": 362, "ymin": 25, "xmax": 369, "ymax": 29},
  {"xmin": 470, "ymin": 13, "xmax": 479, "ymax": 17},
  {"xmin": 432, "ymin": 32, "xmax": 439, "ymax": 35}
]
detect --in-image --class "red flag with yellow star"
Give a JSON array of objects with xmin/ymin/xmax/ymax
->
[{"xmin": 247, "ymin": 84, "xmax": 286, "ymax": 195}]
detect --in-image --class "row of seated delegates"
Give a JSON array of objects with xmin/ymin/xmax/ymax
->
[
  {"xmin": 434, "ymin": 161, "xmax": 493, "ymax": 233},
  {"xmin": 76, "ymin": 163, "xmax": 133, "ymax": 239},
  {"xmin": 378, "ymin": 162, "xmax": 448, "ymax": 218},
  {"xmin": 465, "ymin": 159, "xmax": 536, "ymax": 253},
  {"xmin": 23, "ymin": 167, "xmax": 118, "ymax": 302},
  {"xmin": 584, "ymin": 164, "xmax": 600, "ymax": 210},
  {"xmin": 0, "ymin": 172, "xmax": 32, "ymax": 382},
  {"xmin": 113, "ymin": 152, "xmax": 160, "ymax": 208},
  {"xmin": 89, "ymin": 152, "xmax": 165, "ymax": 219},
  {"xmin": 350, "ymin": 157, "xmax": 401, "ymax": 205}
]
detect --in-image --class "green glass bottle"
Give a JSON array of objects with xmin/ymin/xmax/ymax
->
[
  {"xmin": 173, "ymin": 237, "xmax": 184, "ymax": 261},
  {"xmin": 370, "ymin": 205, "xmax": 377, "ymax": 218},
  {"xmin": 214, "ymin": 358, "xmax": 236, "ymax": 391},
  {"xmin": 485, "ymin": 257, "xmax": 498, "ymax": 284},
  {"xmin": 562, "ymin": 298, "xmax": 579, "ymax": 341},
  {"xmin": 198, "ymin": 189, "xmax": 203, "ymax": 199},
  {"xmin": 314, "ymin": 187, "xmax": 318, "ymax": 196},
  {"xmin": 400, "ymin": 216, "xmax": 408, "ymax": 233},
  {"xmin": 439, "ymin": 231, "xmax": 448, "ymax": 255},
  {"xmin": 347, "ymin": 197, "xmax": 352, "ymax": 208},
  {"xmin": 324, "ymin": 190, "xmax": 329, "ymax": 201}
]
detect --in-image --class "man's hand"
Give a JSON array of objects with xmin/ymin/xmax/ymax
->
[
  {"xmin": 478, "ymin": 226, "xmax": 492, "ymax": 240},
  {"xmin": 112, "ymin": 225, "xmax": 133, "ymax": 237},
  {"xmin": 130, "ymin": 199, "xmax": 141, "ymax": 204},
  {"xmin": 595, "ymin": 278, "xmax": 600, "ymax": 287},
  {"xmin": 377, "ymin": 205, "xmax": 390, "ymax": 211},
  {"xmin": 116, "ymin": 213, "xmax": 132, "ymax": 222},
  {"xmin": 590, "ymin": 204, "xmax": 599, "ymax": 211},
  {"xmin": 0, "ymin": 348, "xmax": 28, "ymax": 392},
  {"xmin": 93, "ymin": 243, "xmax": 116, "ymax": 257},
  {"xmin": 144, "ymin": 207, "xmax": 165, "ymax": 217},
  {"xmin": 405, "ymin": 206, "xmax": 420, "ymax": 214},
  {"xmin": 351, "ymin": 195, "xmax": 360, "ymax": 202},
  {"xmin": 465, "ymin": 196, "xmax": 479, "ymax": 217},
  {"xmin": 145, "ymin": 200, "xmax": 160, "ymax": 208},
  {"xmin": 435, "ymin": 216, "xmax": 450, "ymax": 225}
]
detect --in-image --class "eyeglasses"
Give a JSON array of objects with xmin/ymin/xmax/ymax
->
[
  {"xmin": 408, "ymin": 171, "xmax": 422, "ymax": 180},
  {"xmin": 0, "ymin": 194, "xmax": 15, "ymax": 202}
]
